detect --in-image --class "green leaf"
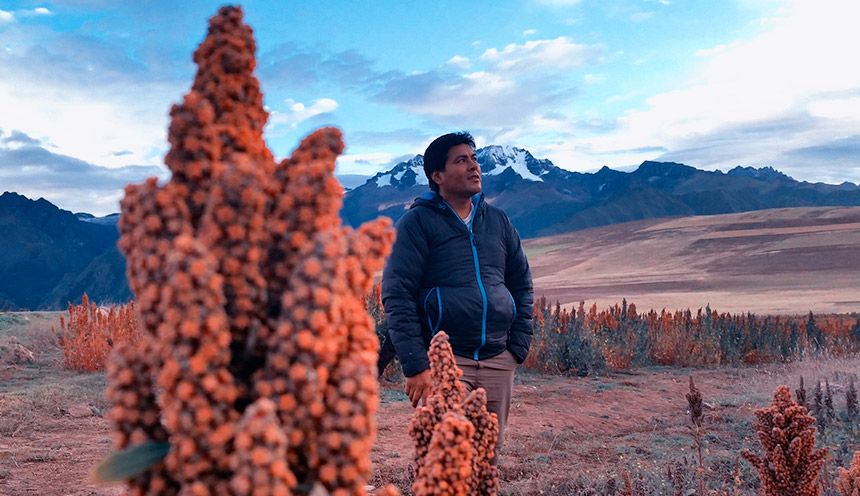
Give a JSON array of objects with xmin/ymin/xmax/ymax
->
[{"xmin": 92, "ymin": 441, "xmax": 171, "ymax": 483}]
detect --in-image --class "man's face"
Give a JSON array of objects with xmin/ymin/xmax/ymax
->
[{"xmin": 432, "ymin": 143, "xmax": 482, "ymax": 200}]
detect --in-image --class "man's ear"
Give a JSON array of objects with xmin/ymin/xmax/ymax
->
[{"xmin": 431, "ymin": 170, "xmax": 443, "ymax": 187}]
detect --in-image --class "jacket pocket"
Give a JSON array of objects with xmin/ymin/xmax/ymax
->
[
  {"xmin": 422, "ymin": 286, "xmax": 483, "ymax": 345},
  {"xmin": 422, "ymin": 287, "xmax": 442, "ymax": 334},
  {"xmin": 485, "ymin": 283, "xmax": 515, "ymax": 331}
]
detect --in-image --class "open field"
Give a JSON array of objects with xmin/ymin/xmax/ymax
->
[
  {"xmin": 3, "ymin": 313, "xmax": 860, "ymax": 495},
  {"xmin": 2, "ymin": 206, "xmax": 860, "ymax": 494},
  {"xmin": 526, "ymin": 206, "xmax": 860, "ymax": 315}
]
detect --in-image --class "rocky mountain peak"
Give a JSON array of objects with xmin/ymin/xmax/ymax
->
[
  {"xmin": 727, "ymin": 165, "xmax": 794, "ymax": 181},
  {"xmin": 477, "ymin": 145, "xmax": 546, "ymax": 181}
]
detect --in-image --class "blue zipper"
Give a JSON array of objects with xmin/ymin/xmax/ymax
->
[
  {"xmin": 439, "ymin": 194, "xmax": 488, "ymax": 360},
  {"xmin": 468, "ymin": 211, "xmax": 488, "ymax": 360},
  {"xmin": 469, "ymin": 230, "xmax": 487, "ymax": 360}
]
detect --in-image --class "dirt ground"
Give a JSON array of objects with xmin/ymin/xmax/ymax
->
[
  {"xmin": 372, "ymin": 357, "xmax": 860, "ymax": 495},
  {"xmin": 3, "ymin": 206, "xmax": 860, "ymax": 495},
  {"xmin": 2, "ymin": 313, "xmax": 859, "ymax": 495}
]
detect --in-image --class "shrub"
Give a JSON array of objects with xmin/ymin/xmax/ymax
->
[
  {"xmin": 53, "ymin": 293, "xmax": 140, "ymax": 371},
  {"xmin": 741, "ymin": 385, "xmax": 827, "ymax": 496},
  {"xmin": 522, "ymin": 298, "xmax": 860, "ymax": 372}
]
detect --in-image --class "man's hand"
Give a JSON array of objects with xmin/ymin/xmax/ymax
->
[{"xmin": 405, "ymin": 369, "xmax": 431, "ymax": 407}]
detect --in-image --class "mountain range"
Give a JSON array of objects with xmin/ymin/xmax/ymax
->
[
  {"xmin": 0, "ymin": 192, "xmax": 130, "ymax": 311},
  {"xmin": 342, "ymin": 147, "xmax": 860, "ymax": 238},
  {"xmin": 3, "ymin": 145, "xmax": 860, "ymax": 309}
]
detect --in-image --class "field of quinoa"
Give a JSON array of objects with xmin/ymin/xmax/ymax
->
[{"xmin": 2, "ymin": 311, "xmax": 859, "ymax": 495}]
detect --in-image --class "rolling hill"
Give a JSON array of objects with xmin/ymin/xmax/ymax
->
[{"xmin": 527, "ymin": 206, "xmax": 860, "ymax": 315}]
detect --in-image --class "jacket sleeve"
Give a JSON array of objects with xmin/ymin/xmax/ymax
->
[
  {"xmin": 503, "ymin": 215, "xmax": 534, "ymax": 364},
  {"xmin": 380, "ymin": 212, "xmax": 430, "ymax": 377}
]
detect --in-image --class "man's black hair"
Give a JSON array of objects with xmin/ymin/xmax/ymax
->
[{"xmin": 423, "ymin": 131, "xmax": 476, "ymax": 192}]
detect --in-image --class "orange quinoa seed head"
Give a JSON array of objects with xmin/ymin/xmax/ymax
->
[
  {"xmin": 319, "ymin": 464, "xmax": 337, "ymax": 484},
  {"xmin": 234, "ymin": 431, "xmax": 254, "ymax": 451},
  {"xmin": 176, "ymin": 381, "xmax": 195, "ymax": 401},
  {"xmin": 296, "ymin": 329, "xmax": 315, "ymax": 350},
  {"xmin": 250, "ymin": 446, "xmax": 270, "ymax": 466},
  {"xmin": 109, "ymin": 6, "xmax": 393, "ymax": 494}
]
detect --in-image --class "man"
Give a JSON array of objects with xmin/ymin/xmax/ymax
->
[{"xmin": 380, "ymin": 131, "xmax": 534, "ymax": 457}]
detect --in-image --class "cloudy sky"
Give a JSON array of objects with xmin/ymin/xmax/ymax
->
[{"xmin": 1, "ymin": 0, "xmax": 859, "ymax": 215}]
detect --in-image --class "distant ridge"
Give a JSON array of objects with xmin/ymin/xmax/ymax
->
[
  {"xmin": 75, "ymin": 212, "xmax": 121, "ymax": 226},
  {"xmin": 342, "ymin": 151, "xmax": 860, "ymax": 238},
  {"xmin": 726, "ymin": 165, "xmax": 793, "ymax": 181},
  {"xmin": 3, "ymin": 148, "xmax": 860, "ymax": 309},
  {"xmin": 0, "ymin": 191, "xmax": 130, "ymax": 310}
]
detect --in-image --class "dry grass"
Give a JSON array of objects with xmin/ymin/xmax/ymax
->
[
  {"xmin": 1, "ymin": 312, "xmax": 108, "ymax": 438},
  {"xmin": 0, "ymin": 312, "xmax": 60, "ymax": 354}
]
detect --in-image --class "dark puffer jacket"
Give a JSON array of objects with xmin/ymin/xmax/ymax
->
[{"xmin": 381, "ymin": 191, "xmax": 534, "ymax": 378}]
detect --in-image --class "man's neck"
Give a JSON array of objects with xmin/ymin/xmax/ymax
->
[{"xmin": 440, "ymin": 194, "xmax": 473, "ymax": 219}]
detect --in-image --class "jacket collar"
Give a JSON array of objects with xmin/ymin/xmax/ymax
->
[{"xmin": 413, "ymin": 190, "xmax": 484, "ymax": 212}]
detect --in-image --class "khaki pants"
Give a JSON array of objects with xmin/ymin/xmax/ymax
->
[{"xmin": 454, "ymin": 350, "xmax": 517, "ymax": 463}]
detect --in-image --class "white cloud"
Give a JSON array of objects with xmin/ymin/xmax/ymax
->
[
  {"xmin": 0, "ymin": 134, "xmax": 167, "ymax": 216},
  {"xmin": 808, "ymin": 96, "xmax": 860, "ymax": 121},
  {"xmin": 446, "ymin": 55, "xmax": 471, "ymax": 69},
  {"xmin": 0, "ymin": 22, "xmax": 188, "ymax": 171},
  {"xmin": 562, "ymin": 0, "xmax": 860, "ymax": 179},
  {"xmin": 268, "ymin": 98, "xmax": 338, "ymax": 130},
  {"xmin": 695, "ymin": 41, "xmax": 740, "ymax": 57},
  {"xmin": 523, "ymin": 29, "xmax": 537, "ymax": 37},
  {"xmin": 0, "ymin": 78, "xmax": 172, "ymax": 169},
  {"xmin": 583, "ymin": 73, "xmax": 604, "ymax": 85},
  {"xmin": 480, "ymin": 37, "xmax": 596, "ymax": 72},
  {"xmin": 335, "ymin": 152, "xmax": 398, "ymax": 175},
  {"xmin": 375, "ymin": 36, "xmax": 602, "ymax": 127},
  {"xmin": 631, "ymin": 12, "xmax": 653, "ymax": 22},
  {"xmin": 0, "ymin": 7, "xmax": 53, "ymax": 22},
  {"xmin": 606, "ymin": 90, "xmax": 640, "ymax": 104}
]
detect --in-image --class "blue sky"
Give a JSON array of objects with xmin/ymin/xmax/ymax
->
[{"xmin": 1, "ymin": 0, "xmax": 859, "ymax": 215}]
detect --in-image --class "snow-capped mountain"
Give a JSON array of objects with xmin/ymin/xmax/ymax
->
[
  {"xmin": 360, "ymin": 145, "xmax": 556, "ymax": 190},
  {"xmin": 75, "ymin": 212, "xmax": 121, "ymax": 225},
  {"xmin": 367, "ymin": 155, "xmax": 428, "ymax": 189},
  {"xmin": 341, "ymin": 145, "xmax": 860, "ymax": 239},
  {"xmin": 478, "ymin": 145, "xmax": 549, "ymax": 182}
]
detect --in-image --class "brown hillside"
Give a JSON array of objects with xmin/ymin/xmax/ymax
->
[{"xmin": 526, "ymin": 206, "xmax": 860, "ymax": 314}]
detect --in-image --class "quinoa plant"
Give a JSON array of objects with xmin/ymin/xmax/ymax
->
[{"xmin": 98, "ymin": 6, "xmax": 396, "ymax": 495}]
